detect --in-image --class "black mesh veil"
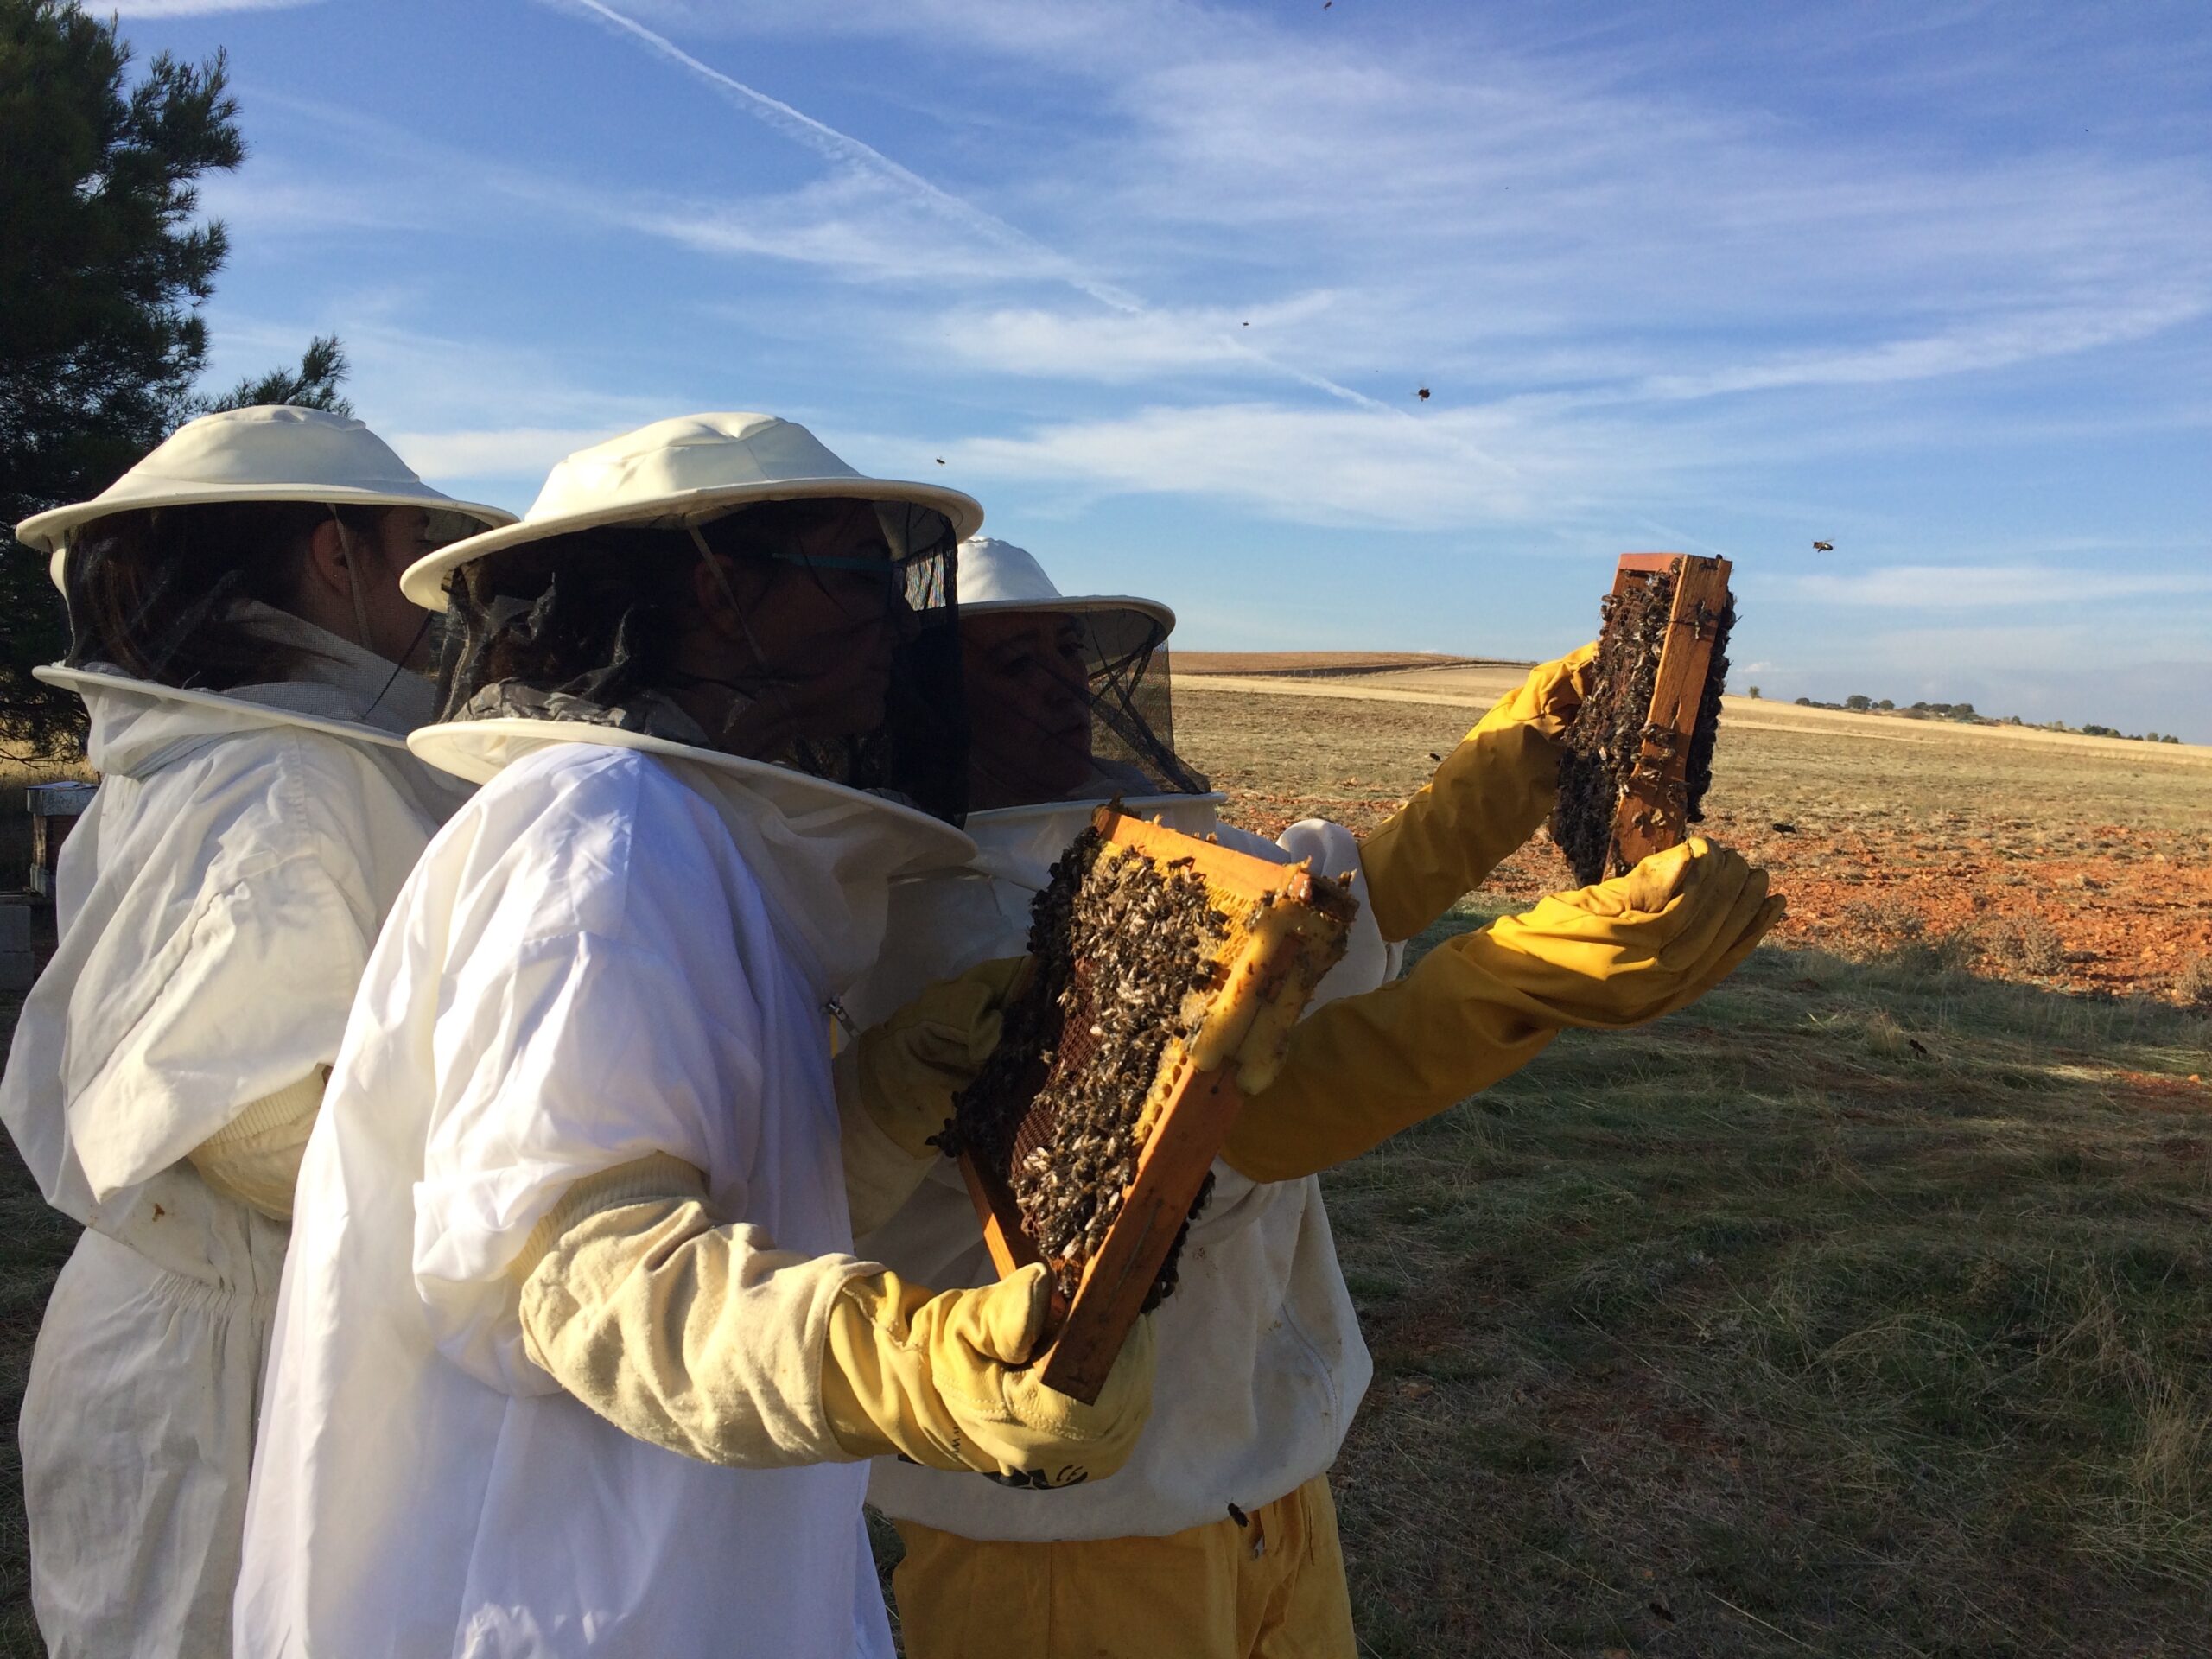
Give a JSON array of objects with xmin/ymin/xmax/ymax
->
[
  {"xmin": 961, "ymin": 600, "xmax": 1209, "ymax": 809},
  {"xmin": 434, "ymin": 498, "xmax": 969, "ymax": 823},
  {"xmin": 1077, "ymin": 610, "xmax": 1209, "ymax": 798}
]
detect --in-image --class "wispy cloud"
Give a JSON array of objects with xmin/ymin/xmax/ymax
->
[
  {"xmin": 197, "ymin": 310, "xmax": 663, "ymax": 496},
  {"xmin": 528, "ymin": 0, "xmax": 1400, "ymax": 412},
  {"xmin": 1632, "ymin": 296, "xmax": 2209, "ymax": 404},
  {"xmin": 1793, "ymin": 564, "xmax": 2212, "ymax": 609},
  {"xmin": 197, "ymin": 170, "xmax": 426, "ymax": 236},
  {"xmin": 535, "ymin": 0, "xmax": 1141, "ymax": 314},
  {"xmin": 944, "ymin": 399, "xmax": 1708, "ymax": 530},
  {"xmin": 143, "ymin": 0, "xmax": 2212, "ymax": 732},
  {"xmin": 926, "ymin": 295, "xmax": 1342, "ymax": 381}
]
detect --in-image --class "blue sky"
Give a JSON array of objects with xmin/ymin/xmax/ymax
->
[{"xmin": 111, "ymin": 0, "xmax": 2212, "ymax": 737}]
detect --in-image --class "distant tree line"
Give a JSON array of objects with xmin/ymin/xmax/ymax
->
[{"xmin": 1766, "ymin": 690, "xmax": 2183, "ymax": 743}]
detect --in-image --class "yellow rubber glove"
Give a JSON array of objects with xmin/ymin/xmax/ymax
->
[
  {"xmin": 854, "ymin": 957, "xmax": 1031, "ymax": 1157},
  {"xmin": 1359, "ymin": 644, "xmax": 1599, "ymax": 942},
  {"xmin": 1224, "ymin": 839, "xmax": 1782, "ymax": 1182},
  {"xmin": 517, "ymin": 1160, "xmax": 1150, "ymax": 1484},
  {"xmin": 842, "ymin": 957, "xmax": 1029, "ymax": 1235},
  {"xmin": 822, "ymin": 1262, "xmax": 1154, "ymax": 1489}
]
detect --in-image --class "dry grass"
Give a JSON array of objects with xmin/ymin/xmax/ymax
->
[
  {"xmin": 1169, "ymin": 682, "xmax": 2212, "ymax": 1656},
  {"xmin": 1178, "ymin": 681, "xmax": 2212, "ymax": 1004},
  {"xmin": 2178, "ymin": 957, "xmax": 2212, "ymax": 1009},
  {"xmin": 1315, "ymin": 920, "xmax": 2211, "ymax": 1656}
]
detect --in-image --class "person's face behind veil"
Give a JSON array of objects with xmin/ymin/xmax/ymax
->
[
  {"xmin": 963, "ymin": 610, "xmax": 1094, "ymax": 809},
  {"xmin": 681, "ymin": 499, "xmax": 912, "ymax": 757}
]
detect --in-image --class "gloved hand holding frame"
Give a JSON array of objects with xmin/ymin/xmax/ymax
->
[{"xmin": 946, "ymin": 805, "xmax": 1356, "ymax": 1405}]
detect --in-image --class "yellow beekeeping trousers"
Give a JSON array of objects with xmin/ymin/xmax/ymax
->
[{"xmin": 889, "ymin": 1474, "xmax": 1357, "ymax": 1659}]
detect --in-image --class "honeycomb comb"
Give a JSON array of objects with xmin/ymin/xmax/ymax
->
[
  {"xmin": 1553, "ymin": 552, "xmax": 1734, "ymax": 886},
  {"xmin": 950, "ymin": 804, "xmax": 1357, "ymax": 1404}
]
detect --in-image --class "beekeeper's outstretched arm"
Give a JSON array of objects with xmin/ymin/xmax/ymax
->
[
  {"xmin": 511, "ymin": 1155, "xmax": 1150, "ymax": 1488},
  {"xmin": 1223, "ymin": 838, "xmax": 1780, "ymax": 1182},
  {"xmin": 1357, "ymin": 645, "xmax": 1597, "ymax": 942}
]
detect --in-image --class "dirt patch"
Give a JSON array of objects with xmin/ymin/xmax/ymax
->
[{"xmin": 1176, "ymin": 683, "xmax": 2212, "ymax": 1003}]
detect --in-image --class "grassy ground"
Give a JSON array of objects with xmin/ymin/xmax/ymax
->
[
  {"xmin": 1175, "ymin": 682, "xmax": 2212, "ymax": 1656},
  {"xmin": 1, "ymin": 702, "xmax": 2208, "ymax": 1655},
  {"xmin": 1324, "ymin": 909, "xmax": 2210, "ymax": 1656}
]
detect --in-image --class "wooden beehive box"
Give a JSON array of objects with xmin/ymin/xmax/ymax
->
[
  {"xmin": 1553, "ymin": 553, "xmax": 1735, "ymax": 886},
  {"xmin": 950, "ymin": 804, "xmax": 1357, "ymax": 1404}
]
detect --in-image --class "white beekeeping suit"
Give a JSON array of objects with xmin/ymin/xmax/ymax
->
[
  {"xmin": 849, "ymin": 537, "xmax": 1399, "ymax": 1547},
  {"xmin": 238, "ymin": 415, "xmax": 1155, "ymax": 1658},
  {"xmin": 243, "ymin": 723, "xmax": 963, "ymax": 1658},
  {"xmin": 2, "ymin": 407, "xmax": 510, "ymax": 1659}
]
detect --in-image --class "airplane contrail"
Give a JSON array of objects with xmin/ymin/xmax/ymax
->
[
  {"xmin": 544, "ymin": 0, "xmax": 1140, "ymax": 312},
  {"xmin": 536, "ymin": 0, "xmax": 1408, "ymax": 417}
]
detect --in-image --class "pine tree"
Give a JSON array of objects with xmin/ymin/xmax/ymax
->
[
  {"xmin": 203, "ymin": 333, "xmax": 352, "ymax": 416},
  {"xmin": 0, "ymin": 1, "xmax": 346, "ymax": 753}
]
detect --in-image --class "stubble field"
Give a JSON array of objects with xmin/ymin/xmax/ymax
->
[
  {"xmin": 1170, "ymin": 665, "xmax": 2212, "ymax": 1656},
  {"xmin": 3, "ymin": 675, "xmax": 2210, "ymax": 1656}
]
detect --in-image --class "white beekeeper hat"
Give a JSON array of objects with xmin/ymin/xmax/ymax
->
[
  {"xmin": 957, "ymin": 537, "xmax": 1174, "ymax": 664},
  {"xmin": 402, "ymin": 412, "xmax": 984, "ymax": 611},
  {"xmin": 16, "ymin": 405, "xmax": 514, "ymax": 591}
]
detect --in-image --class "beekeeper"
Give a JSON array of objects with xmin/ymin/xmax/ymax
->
[
  {"xmin": 846, "ymin": 538, "xmax": 1779, "ymax": 1659},
  {"xmin": 0, "ymin": 406, "xmax": 512, "ymax": 1659},
  {"xmin": 233, "ymin": 416, "xmax": 1157, "ymax": 1659}
]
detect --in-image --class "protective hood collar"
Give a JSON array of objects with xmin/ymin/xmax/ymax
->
[
  {"xmin": 41, "ymin": 604, "xmax": 441, "ymax": 775},
  {"xmin": 413, "ymin": 719, "xmax": 976, "ymax": 990},
  {"xmin": 402, "ymin": 412, "xmax": 984, "ymax": 611},
  {"xmin": 17, "ymin": 406, "xmax": 513, "ymax": 591},
  {"xmin": 957, "ymin": 537, "xmax": 1173, "ymax": 666}
]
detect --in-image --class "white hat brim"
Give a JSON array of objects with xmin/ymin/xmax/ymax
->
[
  {"xmin": 957, "ymin": 592, "xmax": 1176, "ymax": 640},
  {"xmin": 401, "ymin": 476, "xmax": 986, "ymax": 611}
]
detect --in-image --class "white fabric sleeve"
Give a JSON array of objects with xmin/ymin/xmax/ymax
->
[
  {"xmin": 413, "ymin": 929, "xmax": 770, "ymax": 1395},
  {"xmin": 67, "ymin": 845, "xmax": 370, "ymax": 1199}
]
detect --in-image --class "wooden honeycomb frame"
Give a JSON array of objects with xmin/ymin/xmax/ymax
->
[
  {"xmin": 958, "ymin": 804, "xmax": 1354, "ymax": 1404},
  {"xmin": 1603, "ymin": 552, "xmax": 1734, "ymax": 871}
]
